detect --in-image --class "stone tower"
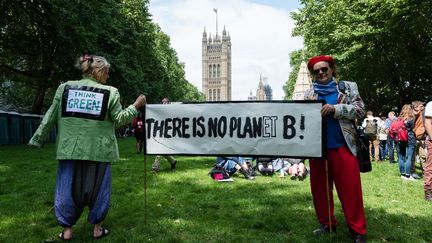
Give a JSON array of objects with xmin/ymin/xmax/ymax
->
[
  {"xmin": 248, "ymin": 75, "xmax": 273, "ymax": 101},
  {"xmin": 292, "ymin": 61, "xmax": 312, "ymax": 100},
  {"xmin": 202, "ymin": 25, "xmax": 232, "ymax": 101}
]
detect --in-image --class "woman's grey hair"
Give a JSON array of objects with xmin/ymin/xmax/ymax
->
[{"xmin": 76, "ymin": 55, "xmax": 110, "ymax": 78}]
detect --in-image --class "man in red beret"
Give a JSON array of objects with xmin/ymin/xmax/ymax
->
[{"xmin": 304, "ymin": 55, "xmax": 368, "ymax": 243}]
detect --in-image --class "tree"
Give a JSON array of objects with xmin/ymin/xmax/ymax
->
[
  {"xmin": 0, "ymin": 0, "xmax": 202, "ymax": 114},
  {"xmin": 152, "ymin": 25, "xmax": 202, "ymax": 102},
  {"xmin": 287, "ymin": 0, "xmax": 432, "ymax": 114}
]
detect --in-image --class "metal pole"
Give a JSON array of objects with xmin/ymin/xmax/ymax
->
[
  {"xmin": 142, "ymin": 105, "xmax": 148, "ymax": 225},
  {"xmin": 325, "ymin": 159, "xmax": 332, "ymax": 233},
  {"xmin": 144, "ymin": 153, "xmax": 147, "ymax": 225}
]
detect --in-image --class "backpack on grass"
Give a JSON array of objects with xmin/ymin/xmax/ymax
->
[
  {"xmin": 390, "ymin": 119, "xmax": 408, "ymax": 142},
  {"xmin": 209, "ymin": 165, "xmax": 230, "ymax": 180}
]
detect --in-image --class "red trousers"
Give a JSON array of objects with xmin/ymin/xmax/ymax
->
[{"xmin": 310, "ymin": 146, "xmax": 367, "ymax": 235}]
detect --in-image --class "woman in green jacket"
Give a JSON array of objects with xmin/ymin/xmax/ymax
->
[{"xmin": 29, "ymin": 54, "xmax": 146, "ymax": 240}]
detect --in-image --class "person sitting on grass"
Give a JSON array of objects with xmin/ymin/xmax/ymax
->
[
  {"xmin": 215, "ymin": 157, "xmax": 255, "ymax": 180},
  {"xmin": 243, "ymin": 157, "xmax": 257, "ymax": 176},
  {"xmin": 279, "ymin": 158, "xmax": 308, "ymax": 180},
  {"xmin": 256, "ymin": 157, "xmax": 277, "ymax": 176}
]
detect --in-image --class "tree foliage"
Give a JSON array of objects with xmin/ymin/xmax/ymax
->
[
  {"xmin": 286, "ymin": 0, "xmax": 432, "ymax": 114},
  {"xmin": 0, "ymin": 0, "xmax": 202, "ymax": 114},
  {"xmin": 152, "ymin": 25, "xmax": 204, "ymax": 102}
]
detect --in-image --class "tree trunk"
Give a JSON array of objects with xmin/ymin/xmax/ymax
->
[{"xmin": 31, "ymin": 88, "xmax": 46, "ymax": 114}]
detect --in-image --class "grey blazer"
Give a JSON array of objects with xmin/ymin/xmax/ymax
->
[{"xmin": 304, "ymin": 81, "xmax": 365, "ymax": 156}]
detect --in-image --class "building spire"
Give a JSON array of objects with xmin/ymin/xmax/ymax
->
[
  {"xmin": 213, "ymin": 8, "xmax": 218, "ymax": 36},
  {"xmin": 202, "ymin": 27, "xmax": 207, "ymax": 42},
  {"xmin": 259, "ymin": 74, "xmax": 264, "ymax": 88}
]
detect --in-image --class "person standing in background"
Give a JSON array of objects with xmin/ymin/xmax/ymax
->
[
  {"xmin": 385, "ymin": 111, "xmax": 398, "ymax": 164},
  {"xmin": 362, "ymin": 111, "xmax": 383, "ymax": 162},
  {"xmin": 378, "ymin": 116, "xmax": 388, "ymax": 161},
  {"xmin": 423, "ymin": 101, "xmax": 432, "ymax": 200},
  {"xmin": 132, "ymin": 112, "xmax": 144, "ymax": 154},
  {"xmin": 411, "ymin": 101, "xmax": 426, "ymax": 179},
  {"xmin": 396, "ymin": 104, "xmax": 416, "ymax": 180},
  {"xmin": 151, "ymin": 97, "xmax": 177, "ymax": 173}
]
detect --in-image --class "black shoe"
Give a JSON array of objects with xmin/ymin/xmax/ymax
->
[
  {"xmin": 266, "ymin": 168, "xmax": 274, "ymax": 176},
  {"xmin": 240, "ymin": 168, "xmax": 255, "ymax": 180},
  {"xmin": 313, "ymin": 224, "xmax": 336, "ymax": 235},
  {"xmin": 353, "ymin": 234, "xmax": 366, "ymax": 243},
  {"xmin": 171, "ymin": 160, "xmax": 177, "ymax": 170}
]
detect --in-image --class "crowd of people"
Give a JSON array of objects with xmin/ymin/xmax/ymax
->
[
  {"xmin": 360, "ymin": 102, "xmax": 427, "ymax": 182},
  {"xmin": 358, "ymin": 99, "xmax": 432, "ymax": 207}
]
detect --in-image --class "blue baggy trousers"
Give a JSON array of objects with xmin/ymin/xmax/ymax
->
[{"xmin": 54, "ymin": 160, "xmax": 111, "ymax": 227}]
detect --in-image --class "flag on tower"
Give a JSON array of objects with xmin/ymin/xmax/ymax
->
[{"xmin": 213, "ymin": 8, "xmax": 218, "ymax": 14}]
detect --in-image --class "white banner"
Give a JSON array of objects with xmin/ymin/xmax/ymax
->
[{"xmin": 144, "ymin": 101, "xmax": 324, "ymax": 158}]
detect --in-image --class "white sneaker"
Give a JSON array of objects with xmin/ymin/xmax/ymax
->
[{"xmin": 401, "ymin": 175, "xmax": 416, "ymax": 181}]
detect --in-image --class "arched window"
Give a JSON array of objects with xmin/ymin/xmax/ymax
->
[
  {"xmin": 209, "ymin": 89, "xmax": 212, "ymax": 101},
  {"xmin": 217, "ymin": 64, "xmax": 221, "ymax": 77},
  {"xmin": 217, "ymin": 89, "xmax": 220, "ymax": 101},
  {"xmin": 208, "ymin": 65, "xmax": 212, "ymax": 78},
  {"xmin": 213, "ymin": 64, "xmax": 217, "ymax": 78},
  {"xmin": 213, "ymin": 89, "xmax": 217, "ymax": 101}
]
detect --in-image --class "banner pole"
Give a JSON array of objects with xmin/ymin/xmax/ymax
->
[
  {"xmin": 144, "ymin": 153, "xmax": 147, "ymax": 225},
  {"xmin": 142, "ymin": 105, "xmax": 147, "ymax": 225},
  {"xmin": 325, "ymin": 159, "xmax": 332, "ymax": 233}
]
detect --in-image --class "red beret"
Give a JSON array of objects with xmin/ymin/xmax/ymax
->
[{"xmin": 307, "ymin": 55, "xmax": 336, "ymax": 71}]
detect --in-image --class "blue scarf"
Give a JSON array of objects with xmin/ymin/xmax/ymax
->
[
  {"xmin": 313, "ymin": 78, "xmax": 345, "ymax": 149},
  {"xmin": 313, "ymin": 79, "xmax": 337, "ymax": 97}
]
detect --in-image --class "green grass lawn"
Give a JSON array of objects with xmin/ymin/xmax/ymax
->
[{"xmin": 1, "ymin": 137, "xmax": 431, "ymax": 242}]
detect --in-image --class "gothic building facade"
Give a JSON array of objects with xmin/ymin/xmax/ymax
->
[
  {"xmin": 202, "ymin": 26, "xmax": 232, "ymax": 101},
  {"xmin": 248, "ymin": 75, "xmax": 273, "ymax": 101},
  {"xmin": 292, "ymin": 61, "xmax": 312, "ymax": 100}
]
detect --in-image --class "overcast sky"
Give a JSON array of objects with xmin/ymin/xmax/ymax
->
[{"xmin": 149, "ymin": 0, "xmax": 304, "ymax": 100}]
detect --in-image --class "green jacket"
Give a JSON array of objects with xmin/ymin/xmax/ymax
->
[{"xmin": 29, "ymin": 78, "xmax": 138, "ymax": 162}]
